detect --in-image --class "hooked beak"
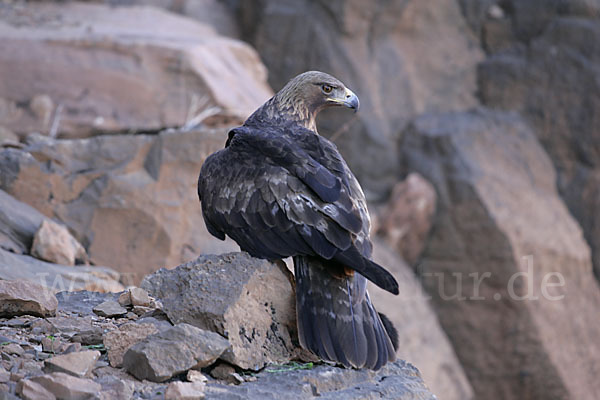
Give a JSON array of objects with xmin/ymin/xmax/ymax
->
[
  {"xmin": 342, "ymin": 88, "xmax": 360, "ymax": 112},
  {"xmin": 329, "ymin": 87, "xmax": 360, "ymax": 112}
]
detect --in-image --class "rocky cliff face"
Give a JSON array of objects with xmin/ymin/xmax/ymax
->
[
  {"xmin": 0, "ymin": 1, "xmax": 599, "ymax": 399},
  {"xmin": 401, "ymin": 109, "xmax": 600, "ymax": 399},
  {"xmin": 0, "ymin": 2, "xmax": 272, "ymax": 138}
]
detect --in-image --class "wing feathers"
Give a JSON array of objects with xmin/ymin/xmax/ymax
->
[
  {"xmin": 198, "ymin": 124, "xmax": 399, "ymax": 295},
  {"xmin": 334, "ymin": 247, "xmax": 400, "ymax": 295}
]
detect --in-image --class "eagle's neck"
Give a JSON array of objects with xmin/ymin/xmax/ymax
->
[{"xmin": 246, "ymin": 94, "xmax": 320, "ymax": 133}]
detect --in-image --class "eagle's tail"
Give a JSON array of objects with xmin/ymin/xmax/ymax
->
[{"xmin": 293, "ymin": 255, "xmax": 398, "ymax": 370}]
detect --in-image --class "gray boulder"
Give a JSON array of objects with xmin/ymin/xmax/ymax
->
[
  {"xmin": 123, "ymin": 323, "xmax": 230, "ymax": 382},
  {"xmin": 142, "ymin": 253, "xmax": 300, "ymax": 370}
]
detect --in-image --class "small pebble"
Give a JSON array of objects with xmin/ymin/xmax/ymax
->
[{"xmin": 118, "ymin": 291, "xmax": 132, "ymax": 307}]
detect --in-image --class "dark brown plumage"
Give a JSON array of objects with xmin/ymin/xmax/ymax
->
[{"xmin": 198, "ymin": 71, "xmax": 398, "ymax": 370}]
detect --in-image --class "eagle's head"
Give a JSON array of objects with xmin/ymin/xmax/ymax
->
[
  {"xmin": 278, "ymin": 71, "xmax": 359, "ymax": 113},
  {"xmin": 256, "ymin": 71, "xmax": 359, "ymax": 131}
]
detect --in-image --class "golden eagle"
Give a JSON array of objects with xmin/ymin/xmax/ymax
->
[{"xmin": 198, "ymin": 71, "xmax": 398, "ymax": 370}]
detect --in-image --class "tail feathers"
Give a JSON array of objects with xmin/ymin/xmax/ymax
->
[
  {"xmin": 294, "ymin": 256, "xmax": 397, "ymax": 370},
  {"xmin": 378, "ymin": 312, "xmax": 399, "ymax": 351}
]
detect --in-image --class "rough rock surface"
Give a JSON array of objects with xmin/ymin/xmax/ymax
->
[
  {"xmin": 123, "ymin": 323, "xmax": 230, "ymax": 382},
  {"xmin": 47, "ymin": 315, "xmax": 106, "ymax": 346},
  {"xmin": 204, "ymin": 360, "xmax": 435, "ymax": 400},
  {"xmin": 0, "ymin": 2, "xmax": 272, "ymax": 138},
  {"xmin": 103, "ymin": 322, "xmax": 159, "ymax": 368},
  {"xmin": 374, "ymin": 173, "xmax": 436, "ymax": 265},
  {"xmin": 369, "ymin": 239, "xmax": 474, "ymax": 400},
  {"xmin": 0, "ymin": 249, "xmax": 124, "ymax": 293},
  {"xmin": 0, "ymin": 189, "xmax": 122, "ymax": 292},
  {"xmin": 99, "ymin": 0, "xmax": 241, "ymax": 39},
  {"xmin": 0, "ymin": 128, "xmax": 239, "ymax": 284},
  {"xmin": 0, "ymin": 280, "xmax": 57, "ymax": 317},
  {"xmin": 31, "ymin": 220, "xmax": 87, "ymax": 266},
  {"xmin": 0, "ymin": 286, "xmax": 440, "ymax": 398},
  {"xmin": 142, "ymin": 253, "xmax": 299, "ymax": 370},
  {"xmin": 400, "ymin": 108, "xmax": 600, "ymax": 400},
  {"xmin": 477, "ymin": 4, "xmax": 600, "ymax": 281},
  {"xmin": 234, "ymin": 0, "xmax": 483, "ymax": 199}
]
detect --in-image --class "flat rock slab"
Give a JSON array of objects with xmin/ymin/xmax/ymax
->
[
  {"xmin": 44, "ymin": 350, "xmax": 100, "ymax": 378},
  {"xmin": 93, "ymin": 300, "xmax": 127, "ymax": 318},
  {"xmin": 123, "ymin": 323, "xmax": 230, "ymax": 382},
  {"xmin": 0, "ymin": 249, "xmax": 124, "ymax": 294},
  {"xmin": 142, "ymin": 253, "xmax": 298, "ymax": 370},
  {"xmin": 30, "ymin": 372, "xmax": 101, "ymax": 400},
  {"xmin": 0, "ymin": 280, "xmax": 57, "ymax": 317},
  {"xmin": 204, "ymin": 360, "xmax": 435, "ymax": 400}
]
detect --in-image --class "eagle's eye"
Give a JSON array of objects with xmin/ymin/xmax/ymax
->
[{"xmin": 321, "ymin": 84, "xmax": 333, "ymax": 94}]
